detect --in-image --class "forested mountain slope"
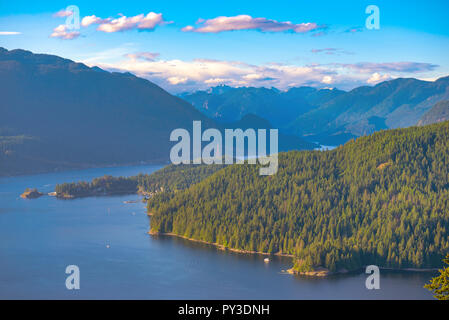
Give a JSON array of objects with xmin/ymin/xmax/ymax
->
[
  {"xmin": 148, "ymin": 121, "xmax": 449, "ymax": 273},
  {"xmin": 287, "ymin": 77, "xmax": 449, "ymax": 144},
  {"xmin": 0, "ymin": 47, "xmax": 215, "ymax": 176},
  {"xmin": 418, "ymin": 100, "xmax": 449, "ymax": 126}
]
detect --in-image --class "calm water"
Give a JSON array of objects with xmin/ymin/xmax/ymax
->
[{"xmin": 0, "ymin": 165, "xmax": 437, "ymax": 299}]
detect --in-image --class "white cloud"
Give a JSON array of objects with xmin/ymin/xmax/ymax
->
[
  {"xmin": 182, "ymin": 15, "xmax": 324, "ymax": 34},
  {"xmin": 243, "ymin": 73, "xmax": 265, "ymax": 80},
  {"xmin": 90, "ymin": 12, "xmax": 167, "ymax": 33},
  {"xmin": 367, "ymin": 73, "xmax": 391, "ymax": 84},
  {"xmin": 167, "ymin": 76, "xmax": 189, "ymax": 85},
  {"xmin": 81, "ymin": 15, "xmax": 108, "ymax": 27},
  {"xmin": 321, "ymin": 76, "xmax": 333, "ymax": 84},
  {"xmin": 79, "ymin": 49, "xmax": 440, "ymax": 93},
  {"xmin": 52, "ymin": 12, "xmax": 168, "ymax": 39},
  {"xmin": 50, "ymin": 25, "xmax": 80, "ymax": 40},
  {"xmin": 0, "ymin": 31, "xmax": 21, "ymax": 35},
  {"xmin": 83, "ymin": 55, "xmax": 341, "ymax": 92}
]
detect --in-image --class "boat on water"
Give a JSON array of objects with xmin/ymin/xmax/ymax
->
[{"xmin": 123, "ymin": 200, "xmax": 139, "ymax": 204}]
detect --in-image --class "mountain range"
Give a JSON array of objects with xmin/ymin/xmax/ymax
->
[
  {"xmin": 179, "ymin": 85, "xmax": 344, "ymax": 128},
  {"xmin": 181, "ymin": 77, "xmax": 449, "ymax": 145}
]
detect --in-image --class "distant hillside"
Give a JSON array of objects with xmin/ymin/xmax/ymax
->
[
  {"xmin": 180, "ymin": 85, "xmax": 344, "ymax": 128},
  {"xmin": 0, "ymin": 48, "xmax": 215, "ymax": 176},
  {"xmin": 418, "ymin": 100, "xmax": 449, "ymax": 126},
  {"xmin": 226, "ymin": 114, "xmax": 317, "ymax": 151},
  {"xmin": 287, "ymin": 77, "xmax": 449, "ymax": 144},
  {"xmin": 148, "ymin": 121, "xmax": 449, "ymax": 273},
  {"xmin": 181, "ymin": 77, "xmax": 449, "ymax": 146}
]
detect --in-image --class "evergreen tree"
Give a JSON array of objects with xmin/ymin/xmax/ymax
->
[{"xmin": 425, "ymin": 254, "xmax": 449, "ymax": 300}]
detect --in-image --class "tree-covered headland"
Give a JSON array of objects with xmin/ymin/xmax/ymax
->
[{"xmin": 148, "ymin": 121, "xmax": 449, "ymax": 273}]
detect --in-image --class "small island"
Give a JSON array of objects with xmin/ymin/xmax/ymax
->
[{"xmin": 20, "ymin": 188, "xmax": 44, "ymax": 199}]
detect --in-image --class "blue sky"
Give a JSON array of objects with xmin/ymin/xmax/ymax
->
[{"xmin": 1, "ymin": 0, "xmax": 449, "ymax": 93}]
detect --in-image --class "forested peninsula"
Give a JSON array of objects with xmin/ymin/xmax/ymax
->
[
  {"xmin": 54, "ymin": 164, "xmax": 226, "ymax": 199},
  {"xmin": 148, "ymin": 121, "xmax": 449, "ymax": 275}
]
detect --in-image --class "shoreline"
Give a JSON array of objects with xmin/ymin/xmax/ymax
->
[
  {"xmin": 148, "ymin": 230, "xmax": 440, "ymax": 277},
  {"xmin": 148, "ymin": 230, "xmax": 294, "ymax": 258}
]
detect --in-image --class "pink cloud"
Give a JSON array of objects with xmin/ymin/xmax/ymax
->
[
  {"xmin": 81, "ymin": 15, "xmax": 109, "ymax": 27},
  {"xmin": 182, "ymin": 15, "xmax": 325, "ymax": 34},
  {"xmin": 367, "ymin": 73, "xmax": 392, "ymax": 84},
  {"xmin": 84, "ymin": 12, "xmax": 167, "ymax": 33},
  {"xmin": 88, "ymin": 54, "xmax": 442, "ymax": 93},
  {"xmin": 345, "ymin": 27, "xmax": 363, "ymax": 33},
  {"xmin": 125, "ymin": 52, "xmax": 160, "ymax": 61},
  {"xmin": 52, "ymin": 12, "xmax": 168, "ymax": 39},
  {"xmin": 339, "ymin": 62, "xmax": 438, "ymax": 73},
  {"xmin": 311, "ymin": 48, "xmax": 353, "ymax": 55},
  {"xmin": 53, "ymin": 9, "xmax": 74, "ymax": 18},
  {"xmin": 50, "ymin": 24, "xmax": 80, "ymax": 40},
  {"xmin": 312, "ymin": 48, "xmax": 339, "ymax": 54}
]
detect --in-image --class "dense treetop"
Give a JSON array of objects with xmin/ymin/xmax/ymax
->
[{"xmin": 425, "ymin": 254, "xmax": 449, "ymax": 300}]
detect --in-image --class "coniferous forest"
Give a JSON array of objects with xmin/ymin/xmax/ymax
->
[
  {"xmin": 148, "ymin": 121, "xmax": 449, "ymax": 273},
  {"xmin": 55, "ymin": 164, "xmax": 226, "ymax": 198}
]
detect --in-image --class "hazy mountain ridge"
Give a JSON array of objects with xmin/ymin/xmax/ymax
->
[
  {"xmin": 181, "ymin": 77, "xmax": 449, "ymax": 145},
  {"xmin": 224, "ymin": 114, "xmax": 317, "ymax": 151},
  {"xmin": 0, "ymin": 47, "xmax": 216, "ymax": 176},
  {"xmin": 418, "ymin": 100, "xmax": 449, "ymax": 126},
  {"xmin": 289, "ymin": 77, "xmax": 449, "ymax": 144},
  {"xmin": 180, "ymin": 85, "xmax": 344, "ymax": 128}
]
